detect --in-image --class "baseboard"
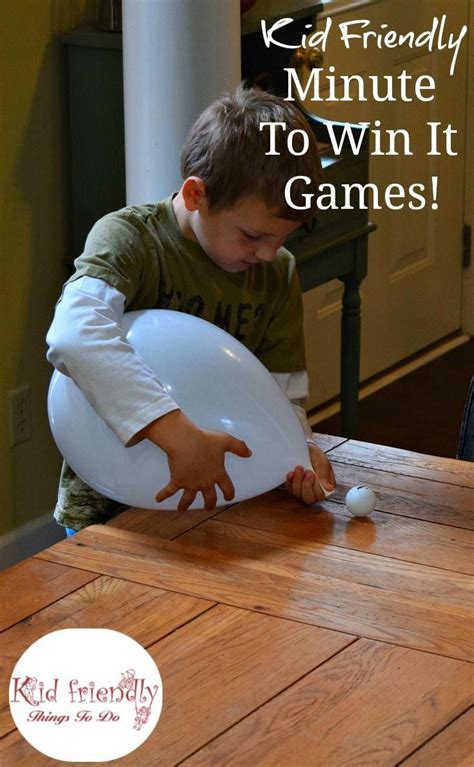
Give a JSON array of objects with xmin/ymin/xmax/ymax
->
[
  {"xmin": 0, "ymin": 512, "xmax": 65, "ymax": 571},
  {"xmin": 309, "ymin": 333, "xmax": 471, "ymax": 427}
]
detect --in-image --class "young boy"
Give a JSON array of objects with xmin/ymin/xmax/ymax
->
[{"xmin": 46, "ymin": 83, "xmax": 336, "ymax": 532}]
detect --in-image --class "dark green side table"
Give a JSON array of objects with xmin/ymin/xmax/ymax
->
[{"xmin": 287, "ymin": 110, "xmax": 376, "ymax": 437}]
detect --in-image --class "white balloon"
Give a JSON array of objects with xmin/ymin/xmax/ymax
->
[{"xmin": 48, "ymin": 310, "xmax": 312, "ymax": 510}]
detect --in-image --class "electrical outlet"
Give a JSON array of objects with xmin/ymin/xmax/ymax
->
[{"xmin": 8, "ymin": 385, "xmax": 32, "ymax": 446}]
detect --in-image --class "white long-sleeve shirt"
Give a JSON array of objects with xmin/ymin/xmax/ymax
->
[{"xmin": 46, "ymin": 275, "xmax": 313, "ymax": 445}]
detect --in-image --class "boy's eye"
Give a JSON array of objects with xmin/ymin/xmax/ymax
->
[{"xmin": 242, "ymin": 231, "xmax": 261, "ymax": 241}]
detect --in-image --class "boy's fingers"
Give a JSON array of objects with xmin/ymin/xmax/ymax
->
[
  {"xmin": 321, "ymin": 471, "xmax": 335, "ymax": 493},
  {"xmin": 202, "ymin": 486, "xmax": 217, "ymax": 511},
  {"xmin": 177, "ymin": 489, "xmax": 196, "ymax": 513},
  {"xmin": 227, "ymin": 437, "xmax": 252, "ymax": 458},
  {"xmin": 156, "ymin": 482, "xmax": 178, "ymax": 503},
  {"xmin": 308, "ymin": 445, "xmax": 336, "ymax": 491},
  {"xmin": 292, "ymin": 466, "xmax": 304, "ymax": 499},
  {"xmin": 318, "ymin": 478, "xmax": 335, "ymax": 499},
  {"xmin": 316, "ymin": 460, "xmax": 336, "ymax": 496},
  {"xmin": 218, "ymin": 473, "xmax": 235, "ymax": 502},
  {"xmin": 317, "ymin": 461, "xmax": 336, "ymax": 493},
  {"xmin": 302, "ymin": 471, "xmax": 318, "ymax": 504}
]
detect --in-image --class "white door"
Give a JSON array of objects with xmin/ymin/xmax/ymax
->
[{"xmin": 299, "ymin": 0, "xmax": 469, "ymax": 408}]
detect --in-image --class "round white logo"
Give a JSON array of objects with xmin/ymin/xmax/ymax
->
[{"xmin": 9, "ymin": 628, "xmax": 163, "ymax": 762}]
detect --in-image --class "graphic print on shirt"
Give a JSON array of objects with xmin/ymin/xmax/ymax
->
[{"xmin": 158, "ymin": 286, "xmax": 265, "ymax": 342}]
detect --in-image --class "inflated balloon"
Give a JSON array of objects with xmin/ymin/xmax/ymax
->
[{"xmin": 48, "ymin": 310, "xmax": 312, "ymax": 509}]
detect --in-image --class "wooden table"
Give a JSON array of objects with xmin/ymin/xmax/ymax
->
[{"xmin": 1, "ymin": 436, "xmax": 473, "ymax": 765}]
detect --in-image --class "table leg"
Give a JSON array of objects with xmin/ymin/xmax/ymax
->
[{"xmin": 340, "ymin": 274, "xmax": 361, "ymax": 437}]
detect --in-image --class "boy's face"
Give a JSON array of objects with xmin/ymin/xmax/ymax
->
[{"xmin": 188, "ymin": 189, "xmax": 302, "ymax": 273}]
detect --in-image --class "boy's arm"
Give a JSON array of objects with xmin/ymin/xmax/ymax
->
[
  {"xmin": 46, "ymin": 275, "xmax": 180, "ymax": 445},
  {"xmin": 271, "ymin": 371, "xmax": 336, "ymax": 502},
  {"xmin": 271, "ymin": 371, "xmax": 313, "ymax": 437},
  {"xmin": 46, "ymin": 276, "xmax": 251, "ymax": 510}
]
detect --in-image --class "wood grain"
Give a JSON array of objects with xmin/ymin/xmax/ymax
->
[
  {"xmin": 0, "ymin": 606, "xmax": 353, "ymax": 766},
  {"xmin": 181, "ymin": 640, "xmax": 474, "ymax": 767},
  {"xmin": 0, "ymin": 575, "xmax": 214, "ymax": 738},
  {"xmin": 180, "ymin": 520, "xmax": 473, "ymax": 610},
  {"xmin": 328, "ymin": 439, "xmax": 474, "ymax": 488},
  {"xmin": 0, "ymin": 558, "xmax": 97, "ymax": 631},
  {"xmin": 216, "ymin": 489, "xmax": 474, "ymax": 574},
  {"xmin": 328, "ymin": 459, "xmax": 474, "ymax": 529},
  {"xmin": 111, "ymin": 605, "xmax": 354, "ymax": 766},
  {"xmin": 400, "ymin": 707, "xmax": 474, "ymax": 766},
  {"xmin": 311, "ymin": 433, "xmax": 348, "ymax": 452},
  {"xmin": 107, "ymin": 506, "xmax": 224, "ymax": 539},
  {"xmin": 35, "ymin": 524, "xmax": 474, "ymax": 660}
]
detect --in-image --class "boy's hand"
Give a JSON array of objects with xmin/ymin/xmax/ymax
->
[
  {"xmin": 139, "ymin": 410, "xmax": 252, "ymax": 512},
  {"xmin": 285, "ymin": 442, "xmax": 336, "ymax": 505}
]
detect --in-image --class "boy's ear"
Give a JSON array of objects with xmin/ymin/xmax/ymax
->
[{"xmin": 182, "ymin": 177, "xmax": 208, "ymax": 211}]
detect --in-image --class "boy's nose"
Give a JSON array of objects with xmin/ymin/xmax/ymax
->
[{"xmin": 255, "ymin": 245, "xmax": 276, "ymax": 263}]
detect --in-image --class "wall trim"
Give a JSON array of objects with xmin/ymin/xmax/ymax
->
[
  {"xmin": 309, "ymin": 333, "xmax": 471, "ymax": 425},
  {"xmin": 0, "ymin": 512, "xmax": 65, "ymax": 571}
]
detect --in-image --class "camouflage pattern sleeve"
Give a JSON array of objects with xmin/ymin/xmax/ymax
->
[{"xmin": 54, "ymin": 461, "xmax": 127, "ymax": 531}]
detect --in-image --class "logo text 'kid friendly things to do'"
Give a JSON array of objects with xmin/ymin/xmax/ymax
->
[{"xmin": 9, "ymin": 629, "xmax": 163, "ymax": 762}]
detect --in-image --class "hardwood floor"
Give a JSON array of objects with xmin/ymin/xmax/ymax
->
[{"xmin": 316, "ymin": 338, "xmax": 474, "ymax": 458}]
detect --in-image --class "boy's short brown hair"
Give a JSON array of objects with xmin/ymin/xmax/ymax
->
[{"xmin": 180, "ymin": 82, "xmax": 321, "ymax": 221}]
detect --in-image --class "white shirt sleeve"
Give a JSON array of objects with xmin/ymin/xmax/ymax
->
[
  {"xmin": 271, "ymin": 371, "xmax": 314, "ymax": 440},
  {"xmin": 271, "ymin": 372, "xmax": 334, "ymax": 498},
  {"xmin": 46, "ymin": 275, "xmax": 315, "ymax": 447},
  {"xmin": 46, "ymin": 275, "xmax": 180, "ymax": 445}
]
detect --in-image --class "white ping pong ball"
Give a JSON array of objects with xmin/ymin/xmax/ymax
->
[{"xmin": 345, "ymin": 486, "xmax": 376, "ymax": 517}]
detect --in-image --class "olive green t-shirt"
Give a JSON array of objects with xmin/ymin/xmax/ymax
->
[
  {"xmin": 66, "ymin": 193, "xmax": 306, "ymax": 372},
  {"xmin": 55, "ymin": 193, "xmax": 306, "ymax": 531}
]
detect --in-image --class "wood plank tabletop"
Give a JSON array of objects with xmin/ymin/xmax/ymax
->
[{"xmin": 1, "ymin": 437, "xmax": 473, "ymax": 766}]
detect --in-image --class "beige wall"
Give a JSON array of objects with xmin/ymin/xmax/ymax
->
[{"xmin": 1, "ymin": 0, "xmax": 96, "ymax": 536}]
